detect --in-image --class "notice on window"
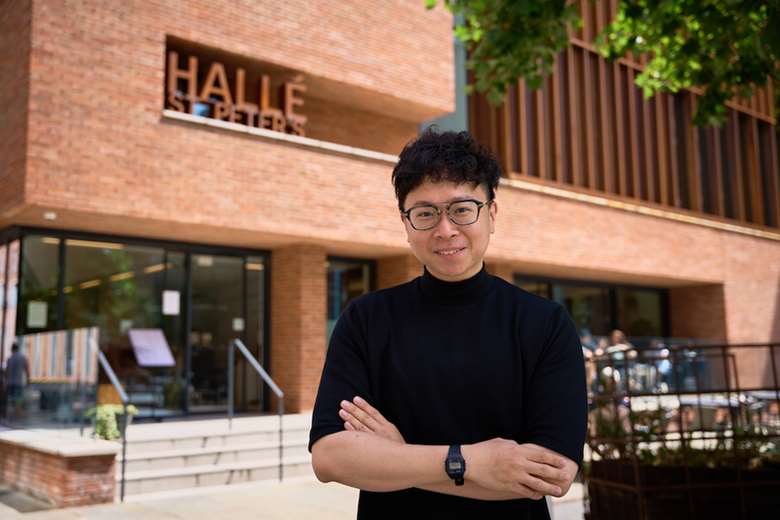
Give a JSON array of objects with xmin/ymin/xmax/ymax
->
[
  {"xmin": 128, "ymin": 329, "xmax": 175, "ymax": 367},
  {"xmin": 162, "ymin": 290, "xmax": 180, "ymax": 316},
  {"xmin": 27, "ymin": 301, "xmax": 47, "ymax": 329},
  {"xmin": 232, "ymin": 318, "xmax": 245, "ymax": 332}
]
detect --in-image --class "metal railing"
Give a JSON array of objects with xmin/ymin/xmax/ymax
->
[
  {"xmin": 227, "ymin": 338, "xmax": 285, "ymax": 481},
  {"xmin": 94, "ymin": 342, "xmax": 131, "ymax": 503},
  {"xmin": 584, "ymin": 342, "xmax": 780, "ymax": 520}
]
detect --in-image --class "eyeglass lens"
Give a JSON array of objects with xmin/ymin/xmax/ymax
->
[{"xmin": 408, "ymin": 200, "xmax": 481, "ymax": 230}]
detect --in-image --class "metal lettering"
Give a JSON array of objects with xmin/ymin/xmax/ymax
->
[{"xmin": 200, "ymin": 62, "xmax": 233, "ymax": 104}]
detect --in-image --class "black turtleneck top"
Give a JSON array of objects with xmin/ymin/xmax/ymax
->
[{"xmin": 309, "ymin": 266, "xmax": 587, "ymax": 519}]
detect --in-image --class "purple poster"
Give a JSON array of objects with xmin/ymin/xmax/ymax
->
[{"xmin": 128, "ymin": 329, "xmax": 175, "ymax": 367}]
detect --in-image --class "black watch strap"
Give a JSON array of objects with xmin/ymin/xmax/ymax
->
[{"xmin": 445, "ymin": 444, "xmax": 466, "ymax": 486}]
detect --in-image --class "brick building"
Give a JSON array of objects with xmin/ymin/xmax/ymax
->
[{"xmin": 1, "ymin": 0, "xmax": 778, "ymax": 419}]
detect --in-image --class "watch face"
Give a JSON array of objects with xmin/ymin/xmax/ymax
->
[{"xmin": 448, "ymin": 461, "xmax": 463, "ymax": 471}]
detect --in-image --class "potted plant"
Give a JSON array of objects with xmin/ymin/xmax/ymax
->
[{"xmin": 84, "ymin": 404, "xmax": 138, "ymax": 441}]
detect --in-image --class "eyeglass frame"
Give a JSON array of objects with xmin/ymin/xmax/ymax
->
[{"xmin": 400, "ymin": 198, "xmax": 494, "ymax": 231}]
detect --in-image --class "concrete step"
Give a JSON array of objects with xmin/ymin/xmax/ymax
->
[
  {"xmin": 119, "ymin": 455, "xmax": 314, "ymax": 496},
  {"xmin": 124, "ymin": 427, "xmax": 309, "ymax": 454},
  {"xmin": 120, "ymin": 437, "xmax": 310, "ymax": 472},
  {"xmin": 124, "ymin": 414, "xmax": 311, "ymax": 454}
]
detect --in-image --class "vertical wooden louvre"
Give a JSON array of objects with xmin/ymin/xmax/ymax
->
[{"xmin": 466, "ymin": 3, "xmax": 779, "ymax": 231}]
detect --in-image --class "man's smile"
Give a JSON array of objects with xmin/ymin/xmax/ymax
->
[{"xmin": 435, "ymin": 247, "xmax": 466, "ymax": 256}]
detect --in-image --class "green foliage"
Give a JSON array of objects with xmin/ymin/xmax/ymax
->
[
  {"xmin": 426, "ymin": 0, "xmax": 580, "ymax": 104},
  {"xmin": 427, "ymin": 0, "xmax": 780, "ymax": 126},
  {"xmin": 598, "ymin": 0, "xmax": 779, "ymax": 126},
  {"xmin": 85, "ymin": 404, "xmax": 138, "ymax": 441}
]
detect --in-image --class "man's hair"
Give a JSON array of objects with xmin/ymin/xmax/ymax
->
[
  {"xmin": 391, "ymin": 128, "xmax": 501, "ymax": 211},
  {"xmin": 11, "ymin": 341, "xmax": 19, "ymax": 352}
]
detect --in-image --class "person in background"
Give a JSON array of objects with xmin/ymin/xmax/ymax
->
[{"xmin": 4, "ymin": 340, "xmax": 30, "ymax": 420}]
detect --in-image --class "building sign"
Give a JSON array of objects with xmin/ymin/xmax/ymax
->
[{"xmin": 166, "ymin": 51, "xmax": 307, "ymax": 136}]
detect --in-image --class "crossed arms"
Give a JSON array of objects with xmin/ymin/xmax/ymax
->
[{"xmin": 311, "ymin": 396, "xmax": 579, "ymax": 502}]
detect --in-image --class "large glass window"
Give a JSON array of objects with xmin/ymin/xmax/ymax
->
[
  {"xmin": 617, "ymin": 288, "xmax": 664, "ymax": 338},
  {"xmin": 4, "ymin": 231, "xmax": 268, "ymax": 422},
  {"xmin": 515, "ymin": 274, "xmax": 668, "ymax": 341},
  {"xmin": 553, "ymin": 284, "xmax": 612, "ymax": 337},
  {"xmin": 0, "ymin": 242, "xmax": 7, "ymax": 369},
  {"xmin": 189, "ymin": 254, "xmax": 243, "ymax": 413},
  {"xmin": 63, "ymin": 239, "xmax": 186, "ymax": 418},
  {"xmin": 19, "ymin": 236, "xmax": 60, "ymax": 334},
  {"xmin": 2, "ymin": 241, "xmax": 19, "ymax": 367},
  {"xmin": 327, "ymin": 258, "xmax": 373, "ymax": 340},
  {"xmin": 243, "ymin": 256, "xmax": 266, "ymax": 410}
]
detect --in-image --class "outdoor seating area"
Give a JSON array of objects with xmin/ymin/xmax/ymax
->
[{"xmin": 584, "ymin": 342, "xmax": 780, "ymax": 520}]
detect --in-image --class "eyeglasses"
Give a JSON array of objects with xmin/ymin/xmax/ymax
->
[{"xmin": 401, "ymin": 199, "xmax": 492, "ymax": 231}]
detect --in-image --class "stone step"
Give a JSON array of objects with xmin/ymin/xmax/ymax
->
[
  {"xmin": 123, "ymin": 414, "xmax": 311, "ymax": 454},
  {"xmin": 125, "ymin": 427, "xmax": 310, "ymax": 454},
  {"xmin": 118, "ymin": 455, "xmax": 314, "ymax": 496},
  {"xmin": 120, "ymin": 437, "xmax": 310, "ymax": 472}
]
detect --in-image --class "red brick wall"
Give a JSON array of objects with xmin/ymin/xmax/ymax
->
[
  {"xmin": 486, "ymin": 262, "xmax": 515, "ymax": 284},
  {"xmin": 0, "ymin": 0, "xmax": 30, "ymax": 217},
  {"xmin": 0, "ymin": 441, "xmax": 115, "ymax": 507},
  {"xmin": 270, "ymin": 244, "xmax": 327, "ymax": 412},
  {"xmin": 489, "ymin": 185, "xmax": 780, "ymax": 345},
  {"xmin": 1, "ymin": 0, "xmax": 778, "ymax": 411},
  {"xmin": 669, "ymin": 284, "xmax": 728, "ymax": 342},
  {"xmin": 377, "ymin": 254, "xmax": 421, "ymax": 289}
]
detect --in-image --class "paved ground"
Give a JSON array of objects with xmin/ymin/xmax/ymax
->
[{"xmin": 0, "ymin": 479, "xmax": 585, "ymax": 520}]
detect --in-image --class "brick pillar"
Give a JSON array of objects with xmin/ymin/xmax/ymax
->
[
  {"xmin": 270, "ymin": 244, "xmax": 327, "ymax": 413},
  {"xmin": 486, "ymin": 262, "xmax": 515, "ymax": 284},
  {"xmin": 377, "ymin": 254, "xmax": 422, "ymax": 289},
  {"xmin": 669, "ymin": 284, "xmax": 727, "ymax": 342}
]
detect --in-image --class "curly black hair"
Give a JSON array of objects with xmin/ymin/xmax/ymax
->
[{"xmin": 391, "ymin": 128, "xmax": 501, "ymax": 211}]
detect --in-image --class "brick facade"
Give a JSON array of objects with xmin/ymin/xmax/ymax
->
[
  {"xmin": 669, "ymin": 284, "xmax": 728, "ymax": 342},
  {"xmin": 0, "ymin": 0, "xmax": 30, "ymax": 219},
  {"xmin": 271, "ymin": 244, "xmax": 327, "ymax": 412},
  {"xmin": 0, "ymin": 439, "xmax": 116, "ymax": 507},
  {"xmin": 0, "ymin": 0, "xmax": 778, "ymax": 413},
  {"xmin": 377, "ymin": 254, "xmax": 422, "ymax": 289}
]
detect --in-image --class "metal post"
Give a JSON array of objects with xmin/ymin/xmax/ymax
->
[
  {"xmin": 120, "ymin": 402, "xmax": 128, "ymax": 502},
  {"xmin": 228, "ymin": 341, "xmax": 235, "ymax": 430},
  {"xmin": 279, "ymin": 396, "xmax": 284, "ymax": 482}
]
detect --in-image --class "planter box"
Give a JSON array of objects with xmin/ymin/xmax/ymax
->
[{"xmin": 588, "ymin": 460, "xmax": 780, "ymax": 520}]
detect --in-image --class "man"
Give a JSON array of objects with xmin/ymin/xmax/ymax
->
[
  {"xmin": 309, "ymin": 129, "xmax": 587, "ymax": 518},
  {"xmin": 4, "ymin": 341, "xmax": 30, "ymax": 420}
]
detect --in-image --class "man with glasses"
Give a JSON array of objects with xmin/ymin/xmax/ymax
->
[{"xmin": 309, "ymin": 129, "xmax": 586, "ymax": 519}]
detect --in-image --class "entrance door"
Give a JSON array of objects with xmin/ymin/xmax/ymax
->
[{"xmin": 188, "ymin": 254, "xmax": 244, "ymax": 413}]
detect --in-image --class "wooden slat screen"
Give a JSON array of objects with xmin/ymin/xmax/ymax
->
[{"xmin": 468, "ymin": 0, "xmax": 780, "ymax": 231}]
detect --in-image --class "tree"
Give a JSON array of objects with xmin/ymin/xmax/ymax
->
[{"xmin": 426, "ymin": 0, "xmax": 780, "ymax": 126}]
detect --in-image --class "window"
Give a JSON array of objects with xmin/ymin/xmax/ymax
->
[
  {"xmin": 515, "ymin": 274, "xmax": 668, "ymax": 340},
  {"xmin": 327, "ymin": 258, "xmax": 373, "ymax": 340}
]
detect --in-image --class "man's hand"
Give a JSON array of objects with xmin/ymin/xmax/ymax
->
[
  {"xmin": 339, "ymin": 396, "xmax": 405, "ymax": 443},
  {"xmin": 462, "ymin": 439, "xmax": 571, "ymax": 499},
  {"xmin": 520, "ymin": 443, "xmax": 579, "ymax": 497}
]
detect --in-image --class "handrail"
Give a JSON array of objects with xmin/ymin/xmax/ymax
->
[
  {"xmin": 93, "ymin": 340, "xmax": 130, "ymax": 503},
  {"xmin": 228, "ymin": 339, "xmax": 285, "ymax": 481}
]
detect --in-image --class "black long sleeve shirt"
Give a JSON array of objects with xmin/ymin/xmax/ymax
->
[{"xmin": 309, "ymin": 265, "xmax": 587, "ymax": 519}]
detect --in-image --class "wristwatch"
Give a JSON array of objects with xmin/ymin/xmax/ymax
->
[{"xmin": 445, "ymin": 444, "xmax": 466, "ymax": 486}]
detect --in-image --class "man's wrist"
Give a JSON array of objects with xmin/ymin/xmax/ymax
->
[
  {"xmin": 444, "ymin": 444, "xmax": 466, "ymax": 485},
  {"xmin": 460, "ymin": 444, "xmax": 476, "ymax": 481}
]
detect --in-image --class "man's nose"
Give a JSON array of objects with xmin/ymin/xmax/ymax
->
[{"xmin": 433, "ymin": 213, "xmax": 459, "ymax": 239}]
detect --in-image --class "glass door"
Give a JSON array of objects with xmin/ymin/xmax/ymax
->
[{"xmin": 188, "ymin": 254, "xmax": 244, "ymax": 413}]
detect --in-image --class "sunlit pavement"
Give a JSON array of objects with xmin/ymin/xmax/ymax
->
[{"xmin": 0, "ymin": 478, "xmax": 584, "ymax": 520}]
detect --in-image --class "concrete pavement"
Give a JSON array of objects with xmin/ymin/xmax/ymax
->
[{"xmin": 0, "ymin": 478, "xmax": 585, "ymax": 520}]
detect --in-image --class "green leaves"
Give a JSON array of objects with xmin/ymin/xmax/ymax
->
[
  {"xmin": 598, "ymin": 0, "xmax": 778, "ymax": 125},
  {"xmin": 428, "ymin": 0, "xmax": 779, "ymax": 126},
  {"xmin": 430, "ymin": 0, "xmax": 578, "ymax": 108}
]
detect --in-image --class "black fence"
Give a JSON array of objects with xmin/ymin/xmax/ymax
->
[{"xmin": 584, "ymin": 342, "xmax": 780, "ymax": 520}]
